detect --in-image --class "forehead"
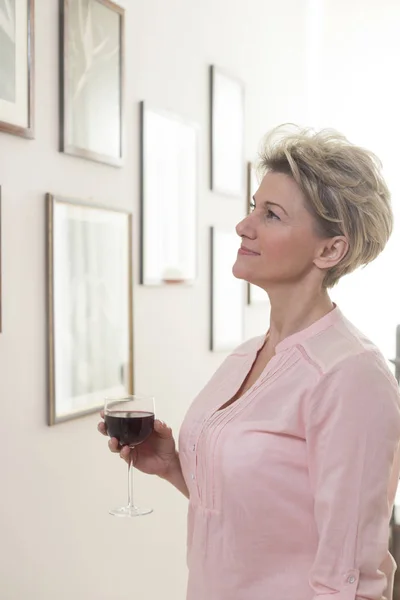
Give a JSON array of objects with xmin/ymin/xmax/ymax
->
[{"xmin": 256, "ymin": 171, "xmax": 306, "ymax": 213}]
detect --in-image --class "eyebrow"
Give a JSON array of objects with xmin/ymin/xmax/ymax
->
[{"xmin": 253, "ymin": 196, "xmax": 289, "ymax": 217}]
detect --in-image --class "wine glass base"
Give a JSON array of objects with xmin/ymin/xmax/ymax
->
[{"xmin": 109, "ymin": 505, "xmax": 153, "ymax": 518}]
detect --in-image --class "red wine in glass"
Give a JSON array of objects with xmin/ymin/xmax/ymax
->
[
  {"xmin": 104, "ymin": 411, "xmax": 155, "ymax": 447},
  {"xmin": 104, "ymin": 395, "xmax": 155, "ymax": 518}
]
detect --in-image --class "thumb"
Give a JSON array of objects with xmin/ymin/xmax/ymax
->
[{"xmin": 154, "ymin": 420, "xmax": 174, "ymax": 439}]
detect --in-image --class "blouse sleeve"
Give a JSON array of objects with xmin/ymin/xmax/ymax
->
[{"xmin": 306, "ymin": 351, "xmax": 400, "ymax": 600}]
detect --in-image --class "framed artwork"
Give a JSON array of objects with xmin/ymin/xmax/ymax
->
[
  {"xmin": 46, "ymin": 194, "xmax": 133, "ymax": 425},
  {"xmin": 0, "ymin": 187, "xmax": 2, "ymax": 333},
  {"xmin": 140, "ymin": 101, "xmax": 199, "ymax": 285},
  {"xmin": 0, "ymin": 0, "xmax": 35, "ymax": 138},
  {"xmin": 246, "ymin": 161, "xmax": 269, "ymax": 305},
  {"xmin": 210, "ymin": 65, "xmax": 245, "ymax": 197},
  {"xmin": 210, "ymin": 227, "xmax": 244, "ymax": 352},
  {"xmin": 60, "ymin": 0, "xmax": 125, "ymax": 166}
]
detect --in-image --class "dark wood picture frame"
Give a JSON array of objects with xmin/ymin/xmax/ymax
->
[
  {"xmin": 46, "ymin": 193, "xmax": 133, "ymax": 425},
  {"xmin": 60, "ymin": 0, "xmax": 125, "ymax": 166},
  {"xmin": 0, "ymin": 0, "xmax": 35, "ymax": 139},
  {"xmin": 209, "ymin": 64, "xmax": 245, "ymax": 197}
]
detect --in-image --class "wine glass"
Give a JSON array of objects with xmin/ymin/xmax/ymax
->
[{"xmin": 104, "ymin": 394, "xmax": 155, "ymax": 517}]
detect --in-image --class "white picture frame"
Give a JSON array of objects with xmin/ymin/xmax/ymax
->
[
  {"xmin": 210, "ymin": 227, "xmax": 245, "ymax": 352},
  {"xmin": 140, "ymin": 101, "xmax": 199, "ymax": 286},
  {"xmin": 210, "ymin": 65, "xmax": 245, "ymax": 197}
]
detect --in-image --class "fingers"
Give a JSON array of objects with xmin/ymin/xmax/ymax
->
[
  {"xmin": 108, "ymin": 437, "xmax": 121, "ymax": 453},
  {"xmin": 119, "ymin": 445, "xmax": 131, "ymax": 461},
  {"xmin": 97, "ymin": 420, "xmax": 108, "ymax": 436},
  {"xmin": 154, "ymin": 419, "xmax": 173, "ymax": 439},
  {"xmin": 98, "ymin": 411, "xmax": 107, "ymax": 436},
  {"xmin": 107, "ymin": 436, "xmax": 130, "ymax": 462}
]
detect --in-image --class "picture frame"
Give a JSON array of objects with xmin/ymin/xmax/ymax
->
[
  {"xmin": 210, "ymin": 65, "xmax": 245, "ymax": 197},
  {"xmin": 0, "ymin": 0, "xmax": 35, "ymax": 138},
  {"xmin": 46, "ymin": 194, "xmax": 133, "ymax": 425},
  {"xmin": 139, "ymin": 101, "xmax": 199, "ymax": 286},
  {"xmin": 246, "ymin": 161, "xmax": 269, "ymax": 305},
  {"xmin": 210, "ymin": 227, "xmax": 244, "ymax": 352},
  {"xmin": 60, "ymin": 0, "xmax": 125, "ymax": 167}
]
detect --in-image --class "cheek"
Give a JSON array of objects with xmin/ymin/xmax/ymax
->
[{"xmin": 260, "ymin": 228, "xmax": 315, "ymax": 264}]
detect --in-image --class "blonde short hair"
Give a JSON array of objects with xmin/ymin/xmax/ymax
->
[{"xmin": 257, "ymin": 125, "xmax": 393, "ymax": 287}]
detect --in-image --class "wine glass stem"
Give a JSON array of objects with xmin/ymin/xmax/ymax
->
[{"xmin": 127, "ymin": 449, "xmax": 135, "ymax": 509}]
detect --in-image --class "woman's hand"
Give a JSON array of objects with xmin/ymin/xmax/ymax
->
[{"xmin": 98, "ymin": 411, "xmax": 179, "ymax": 479}]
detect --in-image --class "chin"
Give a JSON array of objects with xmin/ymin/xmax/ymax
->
[
  {"xmin": 232, "ymin": 260, "xmax": 272, "ymax": 288},
  {"xmin": 232, "ymin": 260, "xmax": 251, "ymax": 281}
]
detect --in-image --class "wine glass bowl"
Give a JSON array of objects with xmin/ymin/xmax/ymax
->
[{"xmin": 104, "ymin": 406, "xmax": 155, "ymax": 447}]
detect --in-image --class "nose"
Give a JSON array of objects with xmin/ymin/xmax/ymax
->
[{"xmin": 236, "ymin": 213, "xmax": 256, "ymax": 239}]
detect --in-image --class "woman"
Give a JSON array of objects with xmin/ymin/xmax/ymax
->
[{"xmin": 99, "ymin": 126, "xmax": 400, "ymax": 600}]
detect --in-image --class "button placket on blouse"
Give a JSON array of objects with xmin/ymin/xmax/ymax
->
[
  {"xmin": 190, "ymin": 443, "xmax": 196, "ymax": 481},
  {"xmin": 190, "ymin": 405, "xmax": 221, "ymax": 502},
  {"xmin": 189, "ymin": 436, "xmax": 199, "ymax": 494}
]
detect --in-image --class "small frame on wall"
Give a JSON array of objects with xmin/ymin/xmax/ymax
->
[
  {"xmin": 210, "ymin": 65, "xmax": 245, "ymax": 197},
  {"xmin": 246, "ymin": 161, "xmax": 269, "ymax": 306},
  {"xmin": 46, "ymin": 194, "xmax": 133, "ymax": 425},
  {"xmin": 0, "ymin": 0, "xmax": 35, "ymax": 138},
  {"xmin": 210, "ymin": 227, "xmax": 244, "ymax": 352},
  {"xmin": 140, "ymin": 101, "xmax": 199, "ymax": 285},
  {"xmin": 60, "ymin": 0, "xmax": 125, "ymax": 166}
]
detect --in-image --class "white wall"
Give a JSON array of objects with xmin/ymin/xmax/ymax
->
[{"xmin": 0, "ymin": 1, "xmax": 311, "ymax": 599}]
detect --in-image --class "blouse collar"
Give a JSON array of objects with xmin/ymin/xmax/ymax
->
[{"xmin": 251, "ymin": 304, "xmax": 342, "ymax": 356}]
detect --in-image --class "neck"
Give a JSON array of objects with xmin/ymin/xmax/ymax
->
[{"xmin": 266, "ymin": 281, "xmax": 334, "ymax": 349}]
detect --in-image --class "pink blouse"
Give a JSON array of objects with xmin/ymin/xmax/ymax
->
[{"xmin": 179, "ymin": 307, "xmax": 400, "ymax": 600}]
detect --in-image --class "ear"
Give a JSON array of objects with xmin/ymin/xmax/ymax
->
[{"xmin": 313, "ymin": 236, "xmax": 349, "ymax": 271}]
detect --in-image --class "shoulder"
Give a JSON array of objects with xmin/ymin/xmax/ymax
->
[
  {"xmin": 301, "ymin": 312, "xmax": 396, "ymax": 386},
  {"xmin": 322, "ymin": 349, "xmax": 399, "ymax": 398},
  {"xmin": 303, "ymin": 316, "xmax": 400, "ymax": 428}
]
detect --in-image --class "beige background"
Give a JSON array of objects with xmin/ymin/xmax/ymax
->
[{"xmin": 1, "ymin": 0, "xmax": 400, "ymax": 599}]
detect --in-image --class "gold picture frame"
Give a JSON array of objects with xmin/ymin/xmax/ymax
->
[{"xmin": 46, "ymin": 194, "xmax": 133, "ymax": 425}]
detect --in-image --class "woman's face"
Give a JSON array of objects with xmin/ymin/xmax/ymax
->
[{"xmin": 233, "ymin": 171, "xmax": 326, "ymax": 288}]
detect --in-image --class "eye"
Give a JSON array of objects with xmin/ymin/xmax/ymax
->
[
  {"xmin": 249, "ymin": 199, "xmax": 256, "ymax": 212},
  {"xmin": 266, "ymin": 209, "xmax": 280, "ymax": 221}
]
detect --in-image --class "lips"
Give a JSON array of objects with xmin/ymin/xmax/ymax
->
[{"xmin": 238, "ymin": 246, "xmax": 260, "ymax": 256}]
